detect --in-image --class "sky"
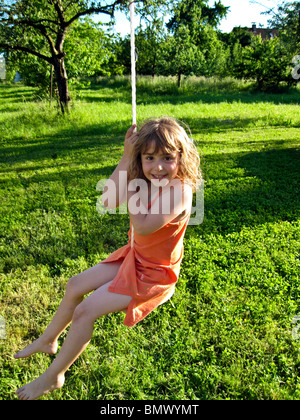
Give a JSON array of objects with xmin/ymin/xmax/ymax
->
[
  {"xmin": 211, "ymin": 0, "xmax": 278, "ymax": 32},
  {"xmin": 98, "ymin": 0, "xmax": 279, "ymax": 36}
]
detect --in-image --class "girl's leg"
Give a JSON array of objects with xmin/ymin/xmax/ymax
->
[
  {"xmin": 14, "ymin": 261, "xmax": 122, "ymax": 359},
  {"xmin": 16, "ymin": 281, "xmax": 131, "ymax": 400}
]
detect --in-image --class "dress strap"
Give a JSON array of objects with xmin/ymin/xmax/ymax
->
[{"xmin": 131, "ymin": 225, "xmax": 134, "ymax": 248}]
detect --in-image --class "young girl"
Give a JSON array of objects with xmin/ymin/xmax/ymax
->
[{"xmin": 15, "ymin": 117, "xmax": 201, "ymax": 400}]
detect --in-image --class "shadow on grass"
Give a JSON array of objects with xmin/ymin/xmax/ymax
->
[
  {"xmin": 2, "ymin": 111, "xmax": 298, "ymax": 170},
  {"xmin": 78, "ymin": 88, "xmax": 300, "ymax": 107},
  {"xmin": 0, "ymin": 119, "xmax": 129, "ymax": 167},
  {"xmin": 139, "ymin": 91, "xmax": 300, "ymax": 107},
  {"xmin": 0, "ymin": 84, "xmax": 37, "ymax": 103},
  {"xmin": 194, "ymin": 148, "xmax": 300, "ymax": 237}
]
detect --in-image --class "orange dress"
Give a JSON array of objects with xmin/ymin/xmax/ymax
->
[{"xmin": 102, "ymin": 182, "xmax": 190, "ymax": 327}]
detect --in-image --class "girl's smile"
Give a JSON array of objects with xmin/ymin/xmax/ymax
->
[{"xmin": 141, "ymin": 145, "xmax": 180, "ymax": 186}]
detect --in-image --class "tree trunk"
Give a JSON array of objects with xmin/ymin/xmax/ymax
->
[
  {"xmin": 177, "ymin": 73, "xmax": 182, "ymax": 88},
  {"xmin": 53, "ymin": 56, "xmax": 71, "ymax": 114}
]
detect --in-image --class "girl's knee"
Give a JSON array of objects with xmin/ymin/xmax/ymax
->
[
  {"xmin": 72, "ymin": 301, "xmax": 93, "ymax": 324},
  {"xmin": 65, "ymin": 275, "xmax": 83, "ymax": 299}
]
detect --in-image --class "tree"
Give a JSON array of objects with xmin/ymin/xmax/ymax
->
[
  {"xmin": 219, "ymin": 27, "xmax": 256, "ymax": 78},
  {"xmin": 264, "ymin": 1, "xmax": 300, "ymax": 53},
  {"xmin": 158, "ymin": 25, "xmax": 205, "ymax": 87},
  {"xmin": 0, "ymin": 0, "xmax": 167, "ymax": 113},
  {"xmin": 164, "ymin": 0, "xmax": 229, "ymax": 84},
  {"xmin": 220, "ymin": 26, "xmax": 254, "ymax": 49},
  {"xmin": 167, "ymin": 0, "xmax": 228, "ymax": 41},
  {"xmin": 64, "ymin": 18, "xmax": 120, "ymax": 79},
  {"xmin": 115, "ymin": 13, "xmax": 167, "ymax": 78},
  {"xmin": 2, "ymin": 17, "xmax": 119, "ymax": 94},
  {"xmin": 233, "ymin": 35, "xmax": 294, "ymax": 90},
  {"xmin": 135, "ymin": 14, "xmax": 167, "ymax": 77},
  {"xmin": 230, "ymin": 1, "xmax": 300, "ymax": 89}
]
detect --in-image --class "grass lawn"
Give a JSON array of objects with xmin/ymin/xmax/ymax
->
[{"xmin": 0, "ymin": 77, "xmax": 299, "ymax": 400}]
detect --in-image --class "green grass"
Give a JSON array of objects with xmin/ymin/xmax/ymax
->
[{"xmin": 0, "ymin": 77, "xmax": 300, "ymax": 400}]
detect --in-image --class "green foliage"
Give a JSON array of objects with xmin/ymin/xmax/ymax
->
[
  {"xmin": 223, "ymin": 1, "xmax": 300, "ymax": 91},
  {"xmin": 2, "ymin": 18, "xmax": 122, "ymax": 91},
  {"xmin": 64, "ymin": 18, "xmax": 120, "ymax": 79},
  {"xmin": 0, "ymin": 78, "xmax": 300, "ymax": 400},
  {"xmin": 195, "ymin": 24, "xmax": 229, "ymax": 77},
  {"xmin": 2, "ymin": 0, "xmax": 298, "ymax": 97},
  {"xmin": 0, "ymin": 0, "xmax": 169, "ymax": 110},
  {"xmin": 157, "ymin": 27, "xmax": 205, "ymax": 87},
  {"xmin": 167, "ymin": 0, "xmax": 229, "ymax": 37},
  {"xmin": 232, "ymin": 36, "xmax": 295, "ymax": 91},
  {"xmin": 10, "ymin": 52, "xmax": 51, "ymax": 90},
  {"xmin": 135, "ymin": 14, "xmax": 167, "ymax": 77},
  {"xmin": 266, "ymin": 1, "xmax": 300, "ymax": 53},
  {"xmin": 220, "ymin": 26, "xmax": 254, "ymax": 49},
  {"xmin": 163, "ymin": 0, "xmax": 229, "ymax": 84}
]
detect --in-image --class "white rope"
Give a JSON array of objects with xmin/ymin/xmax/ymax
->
[
  {"xmin": 129, "ymin": 0, "xmax": 136, "ymax": 248},
  {"xmin": 129, "ymin": 0, "xmax": 137, "ymax": 126}
]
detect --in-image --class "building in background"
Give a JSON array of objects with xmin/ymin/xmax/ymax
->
[{"xmin": 248, "ymin": 22, "xmax": 279, "ymax": 40}]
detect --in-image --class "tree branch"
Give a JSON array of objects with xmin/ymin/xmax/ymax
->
[
  {"xmin": 66, "ymin": 0, "xmax": 125, "ymax": 27},
  {"xmin": 1, "ymin": 14, "xmax": 60, "ymax": 56},
  {"xmin": 249, "ymin": 0, "xmax": 281, "ymax": 21},
  {"xmin": 53, "ymin": 0, "xmax": 66, "ymax": 26},
  {"xmin": 0, "ymin": 43, "xmax": 53, "ymax": 65},
  {"xmin": 2, "ymin": 17, "xmax": 59, "ymax": 27}
]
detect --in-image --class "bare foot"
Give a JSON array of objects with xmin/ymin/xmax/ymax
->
[
  {"xmin": 14, "ymin": 337, "xmax": 58, "ymax": 359},
  {"xmin": 16, "ymin": 372, "xmax": 65, "ymax": 400}
]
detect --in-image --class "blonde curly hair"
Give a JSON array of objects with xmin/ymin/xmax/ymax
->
[{"xmin": 128, "ymin": 117, "xmax": 201, "ymax": 192}]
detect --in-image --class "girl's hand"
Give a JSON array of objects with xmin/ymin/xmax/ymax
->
[{"xmin": 123, "ymin": 124, "xmax": 138, "ymax": 160}]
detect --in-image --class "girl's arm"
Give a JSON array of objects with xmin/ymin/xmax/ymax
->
[
  {"xmin": 128, "ymin": 180, "xmax": 193, "ymax": 236},
  {"xmin": 102, "ymin": 125, "xmax": 138, "ymax": 209}
]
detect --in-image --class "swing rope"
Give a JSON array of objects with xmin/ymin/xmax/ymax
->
[
  {"xmin": 129, "ymin": 0, "xmax": 137, "ymax": 126},
  {"xmin": 129, "ymin": 0, "xmax": 136, "ymax": 248}
]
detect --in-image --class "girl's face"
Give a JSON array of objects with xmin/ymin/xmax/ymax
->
[{"xmin": 141, "ymin": 142, "xmax": 180, "ymax": 186}]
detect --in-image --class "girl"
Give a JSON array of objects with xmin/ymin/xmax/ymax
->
[{"xmin": 15, "ymin": 117, "xmax": 201, "ymax": 400}]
